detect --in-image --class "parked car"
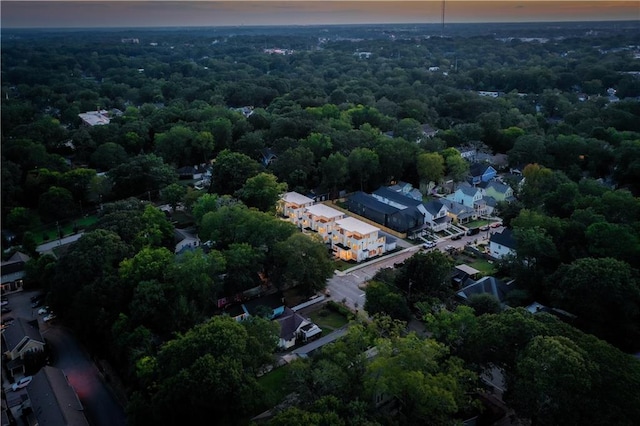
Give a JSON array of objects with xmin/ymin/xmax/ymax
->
[
  {"xmin": 422, "ymin": 241, "xmax": 436, "ymax": 249},
  {"xmin": 12, "ymin": 376, "xmax": 32, "ymax": 391},
  {"xmin": 451, "ymin": 234, "xmax": 462, "ymax": 240},
  {"xmin": 31, "ymin": 300, "xmax": 44, "ymax": 308},
  {"xmin": 37, "ymin": 307, "xmax": 49, "ymax": 315},
  {"xmin": 1, "ymin": 307, "xmax": 11, "ymax": 314},
  {"xmin": 1, "ymin": 317, "xmax": 14, "ymax": 325},
  {"xmin": 30, "ymin": 294, "xmax": 44, "ymax": 303},
  {"xmin": 466, "ymin": 228, "xmax": 480, "ymax": 236},
  {"xmin": 479, "ymin": 225, "xmax": 490, "ymax": 231},
  {"xmin": 43, "ymin": 313, "xmax": 57, "ymax": 322},
  {"xmin": 0, "ymin": 300, "xmax": 8, "ymax": 307},
  {"xmin": 490, "ymin": 222, "xmax": 502, "ymax": 228}
]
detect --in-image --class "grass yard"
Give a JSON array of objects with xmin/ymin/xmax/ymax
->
[
  {"xmin": 257, "ymin": 365, "xmax": 291, "ymax": 409},
  {"xmin": 468, "ymin": 259, "xmax": 497, "ymax": 276},
  {"xmin": 309, "ymin": 307, "xmax": 349, "ymax": 332},
  {"xmin": 36, "ymin": 215, "xmax": 98, "ymax": 244},
  {"xmin": 465, "ymin": 219, "xmax": 490, "ymax": 229},
  {"xmin": 334, "ymin": 259, "xmax": 356, "ymax": 271}
]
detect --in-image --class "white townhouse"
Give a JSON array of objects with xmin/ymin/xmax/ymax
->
[
  {"xmin": 332, "ymin": 217, "xmax": 386, "ymax": 262},
  {"xmin": 278, "ymin": 192, "xmax": 315, "ymax": 226},
  {"xmin": 301, "ymin": 204, "xmax": 346, "ymax": 243}
]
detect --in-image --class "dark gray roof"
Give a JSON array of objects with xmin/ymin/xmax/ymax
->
[
  {"xmin": 457, "ymin": 276, "xmax": 510, "ymax": 303},
  {"xmin": 458, "ymin": 183, "xmax": 480, "ymax": 197},
  {"xmin": 276, "ymin": 307, "xmax": 307, "ymax": 340},
  {"xmin": 243, "ymin": 293, "xmax": 284, "ymax": 316},
  {"xmin": 490, "ymin": 228, "xmax": 517, "ymax": 249},
  {"xmin": 469, "ymin": 162, "xmax": 492, "ymax": 177},
  {"xmin": 372, "ymin": 186, "xmax": 422, "ymax": 207},
  {"xmin": 423, "ymin": 200, "xmax": 445, "ymax": 216},
  {"xmin": 2, "ymin": 318, "xmax": 44, "ymax": 351},
  {"xmin": 349, "ymin": 191, "xmax": 399, "ymax": 215},
  {"xmin": 26, "ymin": 366, "xmax": 90, "ymax": 426},
  {"xmin": 440, "ymin": 199, "xmax": 474, "ymax": 217}
]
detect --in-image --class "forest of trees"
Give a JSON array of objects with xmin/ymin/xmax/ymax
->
[{"xmin": 2, "ymin": 22, "xmax": 639, "ymax": 425}]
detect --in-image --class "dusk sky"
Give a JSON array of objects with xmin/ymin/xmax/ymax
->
[{"xmin": 2, "ymin": 1, "xmax": 639, "ymax": 29}]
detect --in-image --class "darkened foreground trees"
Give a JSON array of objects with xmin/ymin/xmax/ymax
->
[
  {"xmin": 427, "ymin": 307, "xmax": 640, "ymax": 426},
  {"xmin": 128, "ymin": 315, "xmax": 279, "ymax": 426},
  {"xmin": 273, "ymin": 319, "xmax": 478, "ymax": 426}
]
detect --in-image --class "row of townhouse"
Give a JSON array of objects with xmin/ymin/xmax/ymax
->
[
  {"xmin": 278, "ymin": 192, "xmax": 386, "ymax": 263},
  {"xmin": 445, "ymin": 180, "xmax": 515, "ymax": 220}
]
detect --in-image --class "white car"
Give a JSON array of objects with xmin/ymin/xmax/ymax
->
[
  {"xmin": 422, "ymin": 241, "xmax": 436, "ymax": 249},
  {"xmin": 12, "ymin": 376, "xmax": 32, "ymax": 391},
  {"xmin": 37, "ymin": 307, "xmax": 49, "ymax": 315},
  {"xmin": 43, "ymin": 313, "xmax": 56, "ymax": 322}
]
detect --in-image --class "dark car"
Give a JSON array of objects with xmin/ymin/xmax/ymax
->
[
  {"xmin": 451, "ymin": 234, "xmax": 462, "ymax": 240},
  {"xmin": 1, "ymin": 307, "xmax": 11, "ymax": 314},
  {"xmin": 466, "ymin": 228, "xmax": 480, "ymax": 236},
  {"xmin": 31, "ymin": 300, "xmax": 44, "ymax": 308}
]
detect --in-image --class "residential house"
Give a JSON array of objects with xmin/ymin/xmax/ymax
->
[
  {"xmin": 489, "ymin": 228, "xmax": 517, "ymax": 259},
  {"xmin": 78, "ymin": 110, "xmax": 111, "ymax": 126},
  {"xmin": 23, "ymin": 366, "xmax": 90, "ymax": 426},
  {"xmin": 2, "ymin": 318, "xmax": 46, "ymax": 375},
  {"xmin": 421, "ymin": 124, "xmax": 438, "ymax": 138},
  {"xmin": 260, "ymin": 148, "xmax": 278, "ymax": 167},
  {"xmin": 468, "ymin": 163, "xmax": 497, "ymax": 185},
  {"xmin": 332, "ymin": 217, "xmax": 386, "ymax": 262},
  {"xmin": 457, "ymin": 276, "xmax": 510, "ymax": 305},
  {"xmin": 242, "ymin": 292, "xmax": 286, "ymax": 320},
  {"xmin": 300, "ymin": 204, "xmax": 345, "ymax": 243},
  {"xmin": 278, "ymin": 192, "xmax": 315, "ymax": 226},
  {"xmin": 479, "ymin": 181, "xmax": 515, "ymax": 202},
  {"xmin": 1, "ymin": 251, "xmax": 30, "ymax": 293},
  {"xmin": 446, "ymin": 183, "xmax": 487, "ymax": 216},
  {"xmin": 423, "ymin": 200, "xmax": 450, "ymax": 232},
  {"xmin": 276, "ymin": 307, "xmax": 322, "ymax": 349},
  {"xmin": 387, "ymin": 181, "xmax": 423, "ymax": 202},
  {"xmin": 440, "ymin": 199, "xmax": 477, "ymax": 224}
]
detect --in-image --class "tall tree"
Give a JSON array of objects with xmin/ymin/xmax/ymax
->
[
  {"xmin": 210, "ymin": 149, "xmax": 261, "ymax": 196},
  {"xmin": 273, "ymin": 233, "xmax": 333, "ymax": 296},
  {"xmin": 416, "ymin": 152, "xmax": 444, "ymax": 186},
  {"xmin": 236, "ymin": 172, "xmax": 287, "ymax": 212}
]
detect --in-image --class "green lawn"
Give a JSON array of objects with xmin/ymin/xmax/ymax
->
[
  {"xmin": 309, "ymin": 307, "xmax": 349, "ymax": 331},
  {"xmin": 468, "ymin": 259, "xmax": 497, "ymax": 276},
  {"xmin": 36, "ymin": 215, "xmax": 98, "ymax": 244},
  {"xmin": 257, "ymin": 365, "xmax": 291, "ymax": 409},
  {"xmin": 465, "ymin": 219, "xmax": 490, "ymax": 229},
  {"xmin": 334, "ymin": 259, "xmax": 356, "ymax": 271}
]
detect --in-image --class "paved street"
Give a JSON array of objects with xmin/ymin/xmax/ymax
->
[{"xmin": 325, "ymin": 224, "xmax": 505, "ymax": 312}]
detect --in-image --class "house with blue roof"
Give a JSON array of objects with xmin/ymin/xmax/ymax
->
[{"xmin": 468, "ymin": 163, "xmax": 497, "ymax": 185}]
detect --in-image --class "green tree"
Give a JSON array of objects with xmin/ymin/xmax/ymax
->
[
  {"xmin": 236, "ymin": 172, "xmax": 287, "ymax": 212},
  {"xmin": 416, "ymin": 152, "xmax": 444, "ymax": 186},
  {"xmin": 90, "ymin": 142, "xmax": 128, "ymax": 171},
  {"xmin": 551, "ymin": 257, "xmax": 640, "ymax": 351},
  {"xmin": 395, "ymin": 251, "xmax": 453, "ymax": 303},
  {"xmin": 467, "ymin": 293, "xmax": 502, "ymax": 315},
  {"xmin": 160, "ymin": 183, "xmax": 187, "ymax": 212},
  {"xmin": 108, "ymin": 154, "xmax": 177, "ymax": 199},
  {"xmin": 364, "ymin": 280, "xmax": 411, "ymax": 321},
  {"xmin": 509, "ymin": 336, "xmax": 596, "ymax": 426},
  {"xmin": 223, "ymin": 243, "xmax": 265, "ymax": 295},
  {"xmin": 348, "ymin": 147, "xmax": 380, "ymax": 191},
  {"xmin": 38, "ymin": 186, "xmax": 76, "ymax": 222},
  {"xmin": 211, "ymin": 149, "xmax": 261, "ymax": 195},
  {"xmin": 365, "ymin": 334, "xmax": 477, "ymax": 425},
  {"xmin": 273, "ymin": 233, "xmax": 333, "ymax": 296},
  {"xmin": 319, "ymin": 152, "xmax": 348, "ymax": 194}
]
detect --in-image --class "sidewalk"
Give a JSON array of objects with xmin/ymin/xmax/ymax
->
[{"xmin": 36, "ymin": 233, "xmax": 84, "ymax": 255}]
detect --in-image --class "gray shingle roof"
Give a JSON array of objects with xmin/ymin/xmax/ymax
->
[
  {"xmin": 2, "ymin": 318, "xmax": 44, "ymax": 352},
  {"xmin": 490, "ymin": 228, "xmax": 517, "ymax": 249},
  {"xmin": 26, "ymin": 366, "xmax": 90, "ymax": 426}
]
